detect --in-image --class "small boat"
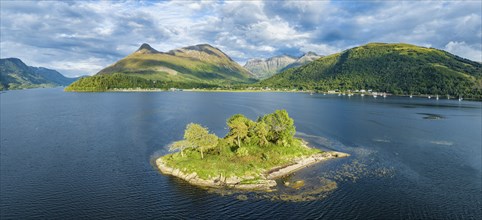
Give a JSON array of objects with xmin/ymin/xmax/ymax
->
[
  {"xmin": 447, "ymin": 95, "xmax": 450, "ymax": 100},
  {"xmin": 428, "ymin": 95, "xmax": 431, "ymax": 99},
  {"xmin": 436, "ymin": 95, "xmax": 439, "ymax": 100},
  {"xmin": 373, "ymin": 95, "xmax": 377, "ymax": 98},
  {"xmin": 338, "ymin": 93, "xmax": 341, "ymax": 96},
  {"xmin": 459, "ymin": 97, "xmax": 463, "ymax": 101},
  {"xmin": 383, "ymin": 93, "xmax": 387, "ymax": 98},
  {"xmin": 409, "ymin": 95, "xmax": 413, "ymax": 98},
  {"xmin": 361, "ymin": 94, "xmax": 365, "ymax": 97}
]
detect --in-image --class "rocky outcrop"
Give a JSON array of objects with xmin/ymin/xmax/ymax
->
[
  {"xmin": 266, "ymin": 151, "xmax": 349, "ymax": 179},
  {"xmin": 281, "ymin": 52, "xmax": 322, "ymax": 71},
  {"xmin": 244, "ymin": 55, "xmax": 297, "ymax": 79},
  {"xmin": 244, "ymin": 52, "xmax": 322, "ymax": 79},
  {"xmin": 156, "ymin": 151, "xmax": 349, "ymax": 191},
  {"xmin": 156, "ymin": 158, "xmax": 276, "ymax": 190}
]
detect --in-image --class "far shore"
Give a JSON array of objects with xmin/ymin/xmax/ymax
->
[{"xmin": 63, "ymin": 88, "xmax": 481, "ymax": 101}]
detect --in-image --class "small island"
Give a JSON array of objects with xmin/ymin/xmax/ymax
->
[{"xmin": 156, "ymin": 110, "xmax": 349, "ymax": 190}]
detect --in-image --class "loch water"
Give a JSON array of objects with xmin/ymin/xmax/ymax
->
[{"xmin": 1, "ymin": 88, "xmax": 481, "ymax": 219}]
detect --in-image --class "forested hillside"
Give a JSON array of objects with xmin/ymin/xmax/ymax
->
[{"xmin": 260, "ymin": 43, "xmax": 482, "ymax": 98}]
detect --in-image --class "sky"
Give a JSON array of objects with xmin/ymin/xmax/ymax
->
[{"xmin": 1, "ymin": 0, "xmax": 481, "ymax": 77}]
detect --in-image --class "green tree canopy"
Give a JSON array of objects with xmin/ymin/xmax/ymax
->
[
  {"xmin": 169, "ymin": 140, "xmax": 194, "ymax": 157},
  {"xmin": 226, "ymin": 114, "xmax": 253, "ymax": 148},
  {"xmin": 184, "ymin": 123, "xmax": 219, "ymax": 159},
  {"xmin": 260, "ymin": 110, "xmax": 296, "ymax": 146},
  {"xmin": 253, "ymin": 121, "xmax": 269, "ymax": 147}
]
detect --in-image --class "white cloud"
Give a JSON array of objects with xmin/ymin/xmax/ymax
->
[
  {"xmin": 247, "ymin": 18, "xmax": 310, "ymax": 42},
  {"xmin": 444, "ymin": 41, "xmax": 481, "ymax": 62},
  {"xmin": 299, "ymin": 43, "xmax": 340, "ymax": 56},
  {"xmin": 0, "ymin": 0, "xmax": 481, "ymax": 76}
]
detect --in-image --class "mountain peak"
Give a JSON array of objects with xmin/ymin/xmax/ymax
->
[
  {"xmin": 304, "ymin": 51, "xmax": 318, "ymax": 56},
  {"xmin": 195, "ymin": 43, "xmax": 215, "ymax": 48},
  {"xmin": 271, "ymin": 54, "xmax": 297, "ymax": 59},
  {"xmin": 135, "ymin": 43, "xmax": 159, "ymax": 54},
  {"xmin": 1, "ymin": 57, "xmax": 25, "ymax": 64},
  {"xmin": 0, "ymin": 57, "xmax": 29, "ymax": 69},
  {"xmin": 182, "ymin": 44, "xmax": 219, "ymax": 53}
]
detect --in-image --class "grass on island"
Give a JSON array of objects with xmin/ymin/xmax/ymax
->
[{"xmin": 161, "ymin": 110, "xmax": 322, "ymax": 180}]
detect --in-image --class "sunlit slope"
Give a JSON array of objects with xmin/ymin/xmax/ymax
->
[
  {"xmin": 261, "ymin": 43, "xmax": 482, "ymax": 98},
  {"xmin": 97, "ymin": 43, "xmax": 255, "ymax": 84}
]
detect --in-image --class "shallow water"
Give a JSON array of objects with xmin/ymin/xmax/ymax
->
[{"xmin": 1, "ymin": 88, "xmax": 481, "ymax": 219}]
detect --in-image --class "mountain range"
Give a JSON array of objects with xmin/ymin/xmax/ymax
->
[
  {"xmin": 0, "ymin": 58, "xmax": 79, "ymax": 90},
  {"xmin": 59, "ymin": 41, "xmax": 482, "ymax": 99},
  {"xmin": 244, "ymin": 52, "xmax": 322, "ymax": 79}
]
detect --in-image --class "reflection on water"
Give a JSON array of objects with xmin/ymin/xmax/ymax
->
[
  {"xmin": 430, "ymin": 141, "xmax": 454, "ymax": 146},
  {"xmin": 373, "ymin": 138, "xmax": 391, "ymax": 143},
  {"xmin": 417, "ymin": 113, "xmax": 445, "ymax": 120}
]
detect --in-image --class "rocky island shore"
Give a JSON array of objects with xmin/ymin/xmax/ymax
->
[{"xmin": 156, "ymin": 150, "xmax": 349, "ymax": 190}]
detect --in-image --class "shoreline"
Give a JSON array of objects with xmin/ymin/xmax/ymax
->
[
  {"xmin": 63, "ymin": 88, "xmax": 481, "ymax": 101},
  {"xmin": 156, "ymin": 151, "xmax": 349, "ymax": 191}
]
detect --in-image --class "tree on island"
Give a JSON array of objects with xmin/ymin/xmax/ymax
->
[
  {"xmin": 253, "ymin": 121, "xmax": 269, "ymax": 147},
  {"xmin": 260, "ymin": 110, "xmax": 295, "ymax": 147},
  {"xmin": 226, "ymin": 114, "xmax": 252, "ymax": 148},
  {"xmin": 183, "ymin": 123, "xmax": 218, "ymax": 159},
  {"xmin": 169, "ymin": 140, "xmax": 193, "ymax": 157}
]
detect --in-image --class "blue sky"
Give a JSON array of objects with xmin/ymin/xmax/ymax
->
[{"xmin": 1, "ymin": 0, "xmax": 481, "ymax": 77}]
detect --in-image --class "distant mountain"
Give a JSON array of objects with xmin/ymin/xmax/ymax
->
[
  {"xmin": 67, "ymin": 43, "xmax": 256, "ymax": 91},
  {"xmin": 281, "ymin": 52, "xmax": 323, "ymax": 72},
  {"xmin": 244, "ymin": 52, "xmax": 322, "ymax": 79},
  {"xmin": 244, "ymin": 55, "xmax": 297, "ymax": 79},
  {"xmin": 260, "ymin": 43, "xmax": 482, "ymax": 99},
  {"xmin": 0, "ymin": 58, "xmax": 78, "ymax": 90}
]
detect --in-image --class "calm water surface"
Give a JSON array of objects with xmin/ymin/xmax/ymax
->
[{"xmin": 1, "ymin": 88, "xmax": 481, "ymax": 219}]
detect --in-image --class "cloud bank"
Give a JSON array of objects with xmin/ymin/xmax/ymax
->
[{"xmin": 1, "ymin": 0, "xmax": 480, "ymax": 77}]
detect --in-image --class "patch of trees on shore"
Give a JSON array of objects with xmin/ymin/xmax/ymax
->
[{"xmin": 65, "ymin": 73, "xmax": 218, "ymax": 91}]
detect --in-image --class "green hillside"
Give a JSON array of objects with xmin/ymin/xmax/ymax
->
[
  {"xmin": 64, "ymin": 73, "xmax": 217, "ymax": 92},
  {"xmin": 66, "ymin": 43, "xmax": 256, "ymax": 91},
  {"xmin": 0, "ymin": 58, "xmax": 78, "ymax": 90},
  {"xmin": 260, "ymin": 43, "xmax": 482, "ymax": 98}
]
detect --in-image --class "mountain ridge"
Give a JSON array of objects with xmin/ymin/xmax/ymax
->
[
  {"xmin": 66, "ymin": 43, "xmax": 256, "ymax": 91},
  {"xmin": 96, "ymin": 43, "xmax": 254, "ymax": 81}
]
